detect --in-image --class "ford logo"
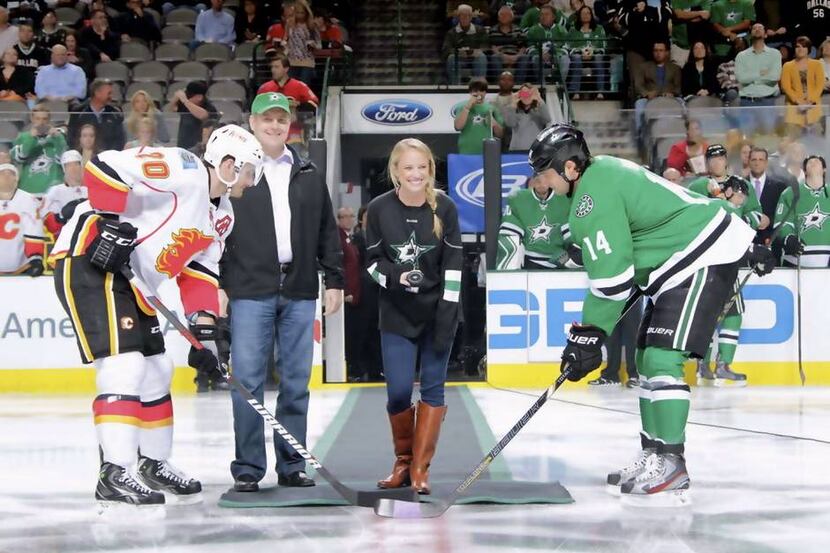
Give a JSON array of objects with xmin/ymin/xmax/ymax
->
[
  {"xmin": 361, "ymin": 99, "xmax": 433, "ymax": 126},
  {"xmin": 456, "ymin": 161, "xmax": 531, "ymax": 208}
]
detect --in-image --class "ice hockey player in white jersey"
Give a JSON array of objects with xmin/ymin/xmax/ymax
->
[
  {"xmin": 42, "ymin": 150, "xmax": 87, "ymax": 237},
  {"xmin": 0, "ymin": 163, "xmax": 46, "ymax": 275},
  {"xmin": 49, "ymin": 125, "xmax": 264, "ymax": 512}
]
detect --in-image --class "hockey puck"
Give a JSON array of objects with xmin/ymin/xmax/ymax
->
[{"xmin": 406, "ymin": 270, "xmax": 424, "ymax": 286}]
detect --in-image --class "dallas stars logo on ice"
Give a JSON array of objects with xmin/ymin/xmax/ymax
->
[
  {"xmin": 529, "ymin": 216, "xmax": 554, "ymax": 243},
  {"xmin": 391, "ymin": 231, "xmax": 434, "ymax": 266},
  {"xmin": 801, "ymin": 203, "xmax": 830, "ymax": 231},
  {"xmin": 575, "ymin": 194, "xmax": 594, "ymax": 218}
]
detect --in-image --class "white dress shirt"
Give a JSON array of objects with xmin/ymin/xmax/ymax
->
[{"xmin": 264, "ymin": 146, "xmax": 294, "ymax": 263}]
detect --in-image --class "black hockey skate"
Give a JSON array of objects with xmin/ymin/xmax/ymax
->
[
  {"xmin": 588, "ymin": 377, "xmax": 620, "ymax": 387},
  {"xmin": 137, "ymin": 456, "xmax": 203, "ymax": 505},
  {"xmin": 696, "ymin": 359, "xmax": 715, "ymax": 387},
  {"xmin": 96, "ymin": 462, "xmax": 165, "ymax": 515}
]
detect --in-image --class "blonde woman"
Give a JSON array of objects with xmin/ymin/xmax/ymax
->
[
  {"xmin": 124, "ymin": 115, "xmax": 158, "ymax": 149},
  {"xmin": 125, "ymin": 89, "xmax": 170, "ymax": 144},
  {"xmin": 365, "ymin": 138, "xmax": 463, "ymax": 495}
]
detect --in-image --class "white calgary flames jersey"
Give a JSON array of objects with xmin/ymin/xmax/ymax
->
[
  {"xmin": 42, "ymin": 183, "xmax": 88, "ymax": 235},
  {"xmin": 0, "ymin": 189, "xmax": 46, "ymax": 273},
  {"xmin": 52, "ymin": 147, "xmax": 224, "ymax": 316}
]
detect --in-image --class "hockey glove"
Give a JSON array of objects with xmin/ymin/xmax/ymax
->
[
  {"xmin": 746, "ymin": 244, "xmax": 775, "ymax": 276},
  {"xmin": 55, "ymin": 199, "xmax": 85, "ymax": 225},
  {"xmin": 25, "ymin": 258, "xmax": 44, "ymax": 277},
  {"xmin": 188, "ymin": 323, "xmax": 226, "ymax": 378},
  {"xmin": 561, "ymin": 324, "xmax": 605, "ymax": 382},
  {"xmin": 782, "ymin": 235, "xmax": 805, "ymax": 257},
  {"xmin": 87, "ymin": 220, "xmax": 137, "ymax": 273}
]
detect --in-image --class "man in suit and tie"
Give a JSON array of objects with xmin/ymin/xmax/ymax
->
[{"xmin": 747, "ymin": 146, "xmax": 788, "ymax": 246}]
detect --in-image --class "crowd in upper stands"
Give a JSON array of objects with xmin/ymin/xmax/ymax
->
[{"xmin": 0, "ymin": 0, "xmax": 353, "ymax": 276}]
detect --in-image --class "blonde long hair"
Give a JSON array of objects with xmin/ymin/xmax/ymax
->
[
  {"xmin": 388, "ymin": 138, "xmax": 443, "ymax": 238},
  {"xmin": 126, "ymin": 90, "xmax": 159, "ymax": 138}
]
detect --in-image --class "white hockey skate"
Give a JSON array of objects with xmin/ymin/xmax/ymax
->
[
  {"xmin": 620, "ymin": 453, "xmax": 691, "ymax": 507},
  {"xmin": 605, "ymin": 448, "xmax": 655, "ymax": 496}
]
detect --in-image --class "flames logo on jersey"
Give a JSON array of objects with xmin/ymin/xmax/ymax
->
[{"xmin": 155, "ymin": 228, "xmax": 214, "ymax": 278}]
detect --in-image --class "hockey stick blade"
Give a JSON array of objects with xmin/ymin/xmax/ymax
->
[
  {"xmin": 373, "ymin": 369, "xmax": 571, "ymax": 518},
  {"xmin": 121, "ymin": 267, "xmax": 418, "ymax": 508}
]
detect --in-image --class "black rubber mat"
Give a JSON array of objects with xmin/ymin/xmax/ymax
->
[{"xmin": 219, "ymin": 387, "xmax": 572, "ymax": 508}]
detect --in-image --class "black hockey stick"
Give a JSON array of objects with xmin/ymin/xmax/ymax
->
[
  {"xmin": 374, "ymin": 291, "xmax": 644, "ymax": 519},
  {"xmin": 121, "ymin": 266, "xmax": 418, "ymax": 508},
  {"xmin": 793, "ymin": 188, "xmax": 805, "ymax": 385}
]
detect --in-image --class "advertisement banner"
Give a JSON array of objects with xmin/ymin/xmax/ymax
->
[{"xmin": 447, "ymin": 153, "xmax": 532, "ymax": 233}]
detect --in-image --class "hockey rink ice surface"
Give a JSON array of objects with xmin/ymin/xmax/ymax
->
[{"xmin": 1, "ymin": 386, "xmax": 829, "ymax": 553}]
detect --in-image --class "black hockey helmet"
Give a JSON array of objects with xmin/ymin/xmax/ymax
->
[
  {"xmin": 705, "ymin": 144, "xmax": 728, "ymax": 160},
  {"xmin": 528, "ymin": 124, "xmax": 591, "ymax": 196},
  {"xmin": 803, "ymin": 154, "xmax": 827, "ymax": 173},
  {"xmin": 722, "ymin": 175, "xmax": 749, "ymax": 196}
]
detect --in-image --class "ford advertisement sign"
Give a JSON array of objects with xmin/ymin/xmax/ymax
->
[
  {"xmin": 361, "ymin": 99, "xmax": 433, "ymax": 126},
  {"xmin": 448, "ymin": 154, "xmax": 532, "ymax": 232}
]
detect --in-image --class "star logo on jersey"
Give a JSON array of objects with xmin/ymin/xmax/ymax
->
[
  {"xmin": 726, "ymin": 10, "xmax": 738, "ymax": 23},
  {"xmin": 575, "ymin": 194, "xmax": 594, "ymax": 218},
  {"xmin": 391, "ymin": 231, "xmax": 434, "ymax": 267},
  {"xmin": 800, "ymin": 203, "xmax": 830, "ymax": 231},
  {"xmin": 155, "ymin": 228, "xmax": 214, "ymax": 278},
  {"xmin": 529, "ymin": 216, "xmax": 554, "ymax": 243},
  {"xmin": 471, "ymin": 113, "xmax": 487, "ymax": 126}
]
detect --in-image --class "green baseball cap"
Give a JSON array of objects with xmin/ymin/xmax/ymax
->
[{"xmin": 251, "ymin": 92, "xmax": 291, "ymax": 115}]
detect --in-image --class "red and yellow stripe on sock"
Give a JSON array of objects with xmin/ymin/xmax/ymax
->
[
  {"xmin": 140, "ymin": 394, "xmax": 173, "ymax": 429},
  {"xmin": 93, "ymin": 394, "xmax": 142, "ymax": 426}
]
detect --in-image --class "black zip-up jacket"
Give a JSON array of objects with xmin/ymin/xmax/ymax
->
[{"xmin": 221, "ymin": 147, "xmax": 344, "ymax": 300}]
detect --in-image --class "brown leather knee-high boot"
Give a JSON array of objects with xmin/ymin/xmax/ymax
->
[
  {"xmin": 410, "ymin": 401, "xmax": 447, "ymax": 495},
  {"xmin": 377, "ymin": 405, "xmax": 416, "ymax": 489}
]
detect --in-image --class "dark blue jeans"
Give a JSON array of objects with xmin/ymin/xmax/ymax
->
[
  {"xmin": 381, "ymin": 330, "xmax": 452, "ymax": 415},
  {"xmin": 229, "ymin": 294, "xmax": 316, "ymax": 480}
]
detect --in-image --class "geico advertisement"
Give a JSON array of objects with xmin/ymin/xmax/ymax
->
[
  {"xmin": 0, "ymin": 277, "xmax": 322, "ymax": 369},
  {"xmin": 486, "ymin": 269, "xmax": 821, "ymax": 365}
]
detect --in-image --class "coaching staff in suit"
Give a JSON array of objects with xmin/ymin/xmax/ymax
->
[{"xmin": 221, "ymin": 93, "xmax": 344, "ymax": 491}]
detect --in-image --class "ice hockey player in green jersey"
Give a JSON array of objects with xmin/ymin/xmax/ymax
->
[
  {"xmin": 496, "ymin": 175, "xmax": 579, "ymax": 269},
  {"xmin": 774, "ymin": 155, "xmax": 828, "ymax": 268},
  {"xmin": 688, "ymin": 144, "xmax": 770, "ymax": 387},
  {"xmin": 528, "ymin": 124, "xmax": 776, "ymax": 506}
]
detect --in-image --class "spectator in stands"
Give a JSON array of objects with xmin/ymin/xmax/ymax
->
[
  {"xmin": 257, "ymin": 54, "xmax": 320, "ymax": 108},
  {"xmin": 11, "ymin": 104, "xmax": 67, "ymax": 196},
  {"xmin": 447, "ymin": 0, "xmax": 490, "ymax": 26},
  {"xmin": 37, "ymin": 10, "xmax": 66, "ymax": 51},
  {"xmin": 567, "ymin": 5, "xmax": 608, "ymax": 99},
  {"xmin": 0, "ymin": 8, "xmax": 17, "ymax": 56},
  {"xmin": 662, "ymin": 167, "xmax": 683, "ymax": 184},
  {"xmin": 167, "ymin": 80, "xmax": 218, "ymax": 150},
  {"xmin": 735, "ymin": 23, "xmax": 782, "ymax": 135},
  {"xmin": 633, "ymin": 40, "xmax": 681, "ymax": 133},
  {"xmin": 526, "ymin": 5, "xmax": 569, "ymax": 90},
  {"xmin": 666, "ymin": 118, "xmax": 709, "ymax": 177},
  {"xmin": 80, "ymin": 9, "xmax": 120, "ymax": 62},
  {"xmin": 313, "ymin": 10, "xmax": 345, "ymax": 49},
  {"xmin": 732, "ymin": 140, "xmax": 751, "ymax": 177},
  {"xmin": 755, "ymin": 0, "xmax": 793, "ymax": 48},
  {"xmin": 492, "ymin": 70, "xmax": 514, "ymax": 150},
  {"xmin": 0, "ymin": 48, "xmax": 35, "ymax": 104},
  {"xmin": 670, "ymin": 0, "xmax": 713, "ymax": 66},
  {"xmin": 195, "ymin": 0, "xmax": 235, "ymax": 46},
  {"xmin": 618, "ymin": 0, "xmax": 672, "ymax": 87},
  {"xmin": 116, "ymin": 0, "xmax": 162, "ymax": 45},
  {"xmin": 265, "ymin": 2, "xmax": 320, "ymax": 85},
  {"xmin": 234, "ymin": 0, "xmax": 270, "ymax": 44},
  {"xmin": 564, "ymin": 0, "xmax": 586, "ymax": 30},
  {"xmin": 711, "ymin": 0, "xmax": 753, "ymax": 59},
  {"xmin": 792, "ymin": 2, "xmax": 830, "ymax": 50},
  {"xmin": 14, "ymin": 20, "xmax": 49, "ymax": 78},
  {"xmin": 490, "ymin": 0, "xmax": 531, "ymax": 20},
  {"xmin": 125, "ymin": 89, "xmax": 170, "ymax": 144},
  {"xmin": 124, "ymin": 116, "xmax": 158, "ymax": 148},
  {"xmin": 488, "ymin": 6, "xmax": 529, "ymax": 83},
  {"xmin": 443, "ymin": 4, "xmax": 488, "ymax": 85},
  {"xmin": 821, "ymin": 40, "xmax": 830, "ymax": 93},
  {"xmin": 778, "ymin": 43, "xmax": 793, "ymax": 64},
  {"xmin": 34, "ymin": 45, "xmax": 87, "ymax": 103},
  {"xmin": 188, "ymin": 119, "xmax": 216, "ymax": 157},
  {"xmin": 63, "ymin": 30, "xmax": 94, "ymax": 79},
  {"xmin": 337, "ymin": 206, "xmax": 363, "ymax": 380},
  {"xmin": 77, "ymin": 123, "xmax": 98, "ymax": 166},
  {"xmin": 780, "ymin": 36, "xmax": 825, "ymax": 138},
  {"xmin": 67, "ymin": 79, "xmax": 125, "ymax": 152},
  {"xmin": 681, "ymin": 41, "xmax": 720, "ymax": 99},
  {"xmin": 453, "ymin": 77, "xmax": 503, "ymax": 154},
  {"xmin": 520, "ymin": 0, "xmax": 564, "ymax": 30},
  {"xmin": 747, "ymin": 146, "xmax": 788, "ymax": 245},
  {"xmin": 775, "ymin": 140, "xmax": 806, "ymax": 185},
  {"xmin": 501, "ymin": 83, "xmax": 550, "ymax": 150},
  {"xmin": 716, "ymin": 38, "xmax": 747, "ymax": 106}
]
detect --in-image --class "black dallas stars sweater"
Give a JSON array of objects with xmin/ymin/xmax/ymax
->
[{"xmin": 365, "ymin": 189, "xmax": 463, "ymax": 349}]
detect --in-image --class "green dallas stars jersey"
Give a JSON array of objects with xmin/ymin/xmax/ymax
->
[
  {"xmin": 774, "ymin": 181, "xmax": 830, "ymax": 267},
  {"xmin": 496, "ymin": 188, "xmax": 572, "ymax": 269},
  {"xmin": 569, "ymin": 156, "xmax": 756, "ymax": 335},
  {"xmin": 687, "ymin": 175, "xmax": 765, "ymax": 230}
]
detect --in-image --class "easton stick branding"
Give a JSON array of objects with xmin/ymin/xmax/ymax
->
[{"xmin": 246, "ymin": 399, "xmax": 322, "ymax": 469}]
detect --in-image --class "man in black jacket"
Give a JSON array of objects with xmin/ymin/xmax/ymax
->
[
  {"xmin": 747, "ymin": 146, "xmax": 788, "ymax": 246},
  {"xmin": 67, "ymin": 79, "xmax": 126, "ymax": 151},
  {"xmin": 221, "ymin": 93, "xmax": 344, "ymax": 492}
]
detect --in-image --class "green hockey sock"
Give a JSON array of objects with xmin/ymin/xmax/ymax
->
[
  {"xmin": 639, "ymin": 346, "xmax": 690, "ymax": 446},
  {"xmin": 717, "ymin": 313, "xmax": 742, "ymax": 364},
  {"xmin": 636, "ymin": 348, "xmax": 657, "ymax": 442}
]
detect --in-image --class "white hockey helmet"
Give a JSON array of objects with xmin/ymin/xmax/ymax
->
[{"xmin": 203, "ymin": 124, "xmax": 265, "ymax": 189}]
